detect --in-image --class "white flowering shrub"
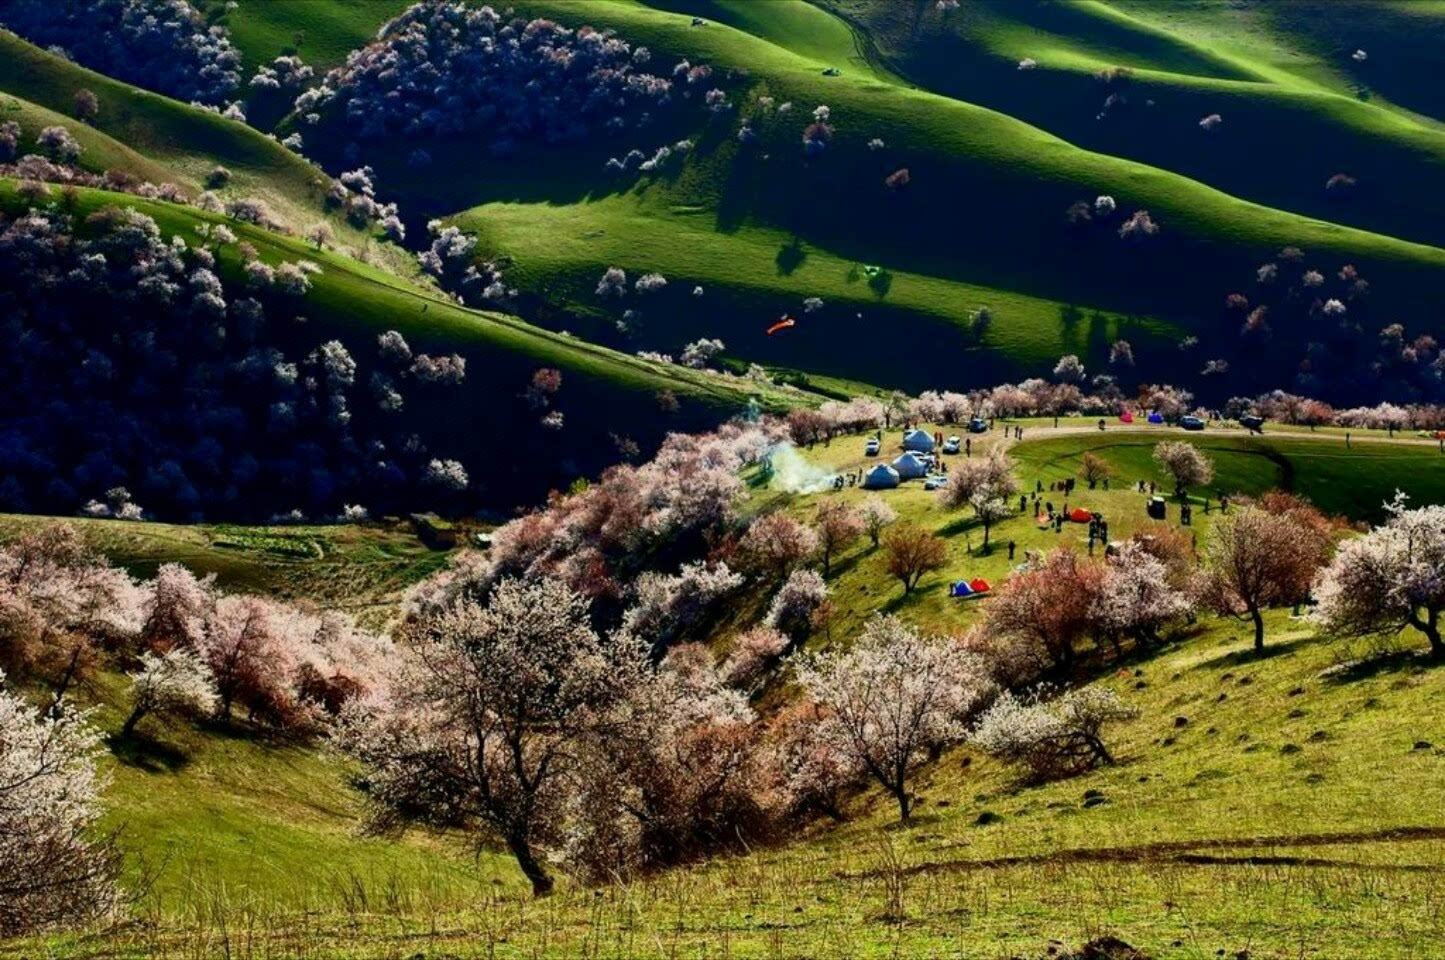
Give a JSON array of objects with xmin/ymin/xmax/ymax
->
[{"xmin": 971, "ymin": 686, "xmax": 1136, "ymax": 783}]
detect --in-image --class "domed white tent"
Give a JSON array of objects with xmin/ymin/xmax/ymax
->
[
  {"xmin": 863, "ymin": 463, "xmax": 900, "ymax": 489},
  {"xmin": 892, "ymin": 452, "xmax": 928, "ymax": 480},
  {"xmin": 902, "ymin": 428, "xmax": 935, "ymax": 453}
]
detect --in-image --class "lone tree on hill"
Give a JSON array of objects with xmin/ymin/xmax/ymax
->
[
  {"xmin": 882, "ymin": 524, "xmax": 947, "ymax": 594},
  {"xmin": 941, "ymin": 451, "xmax": 1020, "ymax": 551},
  {"xmin": 815, "ymin": 501, "xmax": 864, "ymax": 576},
  {"xmin": 859, "ymin": 496, "xmax": 898, "ymax": 548},
  {"xmin": 1153, "ymin": 441, "xmax": 1213, "ymax": 501},
  {"xmin": 343, "ymin": 578, "xmax": 627, "ymax": 897},
  {"xmin": 795, "ymin": 616, "xmax": 992, "ymax": 821},
  {"xmin": 1200, "ymin": 501, "xmax": 1333, "ymax": 653},
  {"xmin": 1314, "ymin": 496, "xmax": 1445, "ymax": 658},
  {"xmin": 1080, "ymin": 451, "xmax": 1111, "ymax": 488}
]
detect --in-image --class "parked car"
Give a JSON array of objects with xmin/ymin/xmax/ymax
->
[
  {"xmin": 941, "ymin": 435, "xmax": 961, "ymax": 454},
  {"xmin": 968, "ymin": 417, "xmax": 988, "ymax": 433},
  {"xmin": 865, "ymin": 438, "xmax": 880, "ymax": 456},
  {"xmin": 1239, "ymin": 414, "xmax": 1265, "ymax": 433},
  {"xmin": 1180, "ymin": 415, "xmax": 1206, "ymax": 431},
  {"xmin": 924, "ymin": 476, "xmax": 949, "ymax": 491}
]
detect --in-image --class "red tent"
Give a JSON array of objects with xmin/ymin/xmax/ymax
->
[
  {"xmin": 1119, "ymin": 411, "xmax": 1134, "ymax": 423},
  {"xmin": 968, "ymin": 578, "xmax": 991, "ymax": 593},
  {"xmin": 1069, "ymin": 508, "xmax": 1094, "ymax": 523}
]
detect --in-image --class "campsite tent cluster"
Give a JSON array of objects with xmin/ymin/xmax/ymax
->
[{"xmin": 863, "ymin": 429, "xmax": 938, "ymax": 489}]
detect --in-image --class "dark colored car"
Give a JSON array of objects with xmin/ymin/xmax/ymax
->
[{"xmin": 1180, "ymin": 416, "xmax": 1206, "ymax": 431}]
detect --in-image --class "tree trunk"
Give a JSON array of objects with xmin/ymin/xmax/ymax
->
[
  {"xmin": 894, "ymin": 787, "xmax": 912, "ymax": 823},
  {"xmin": 1251, "ymin": 607, "xmax": 1266, "ymax": 653},
  {"xmin": 506, "ymin": 831, "xmax": 554, "ymax": 897},
  {"xmin": 1423, "ymin": 609, "xmax": 1444, "ymax": 659},
  {"xmin": 121, "ymin": 703, "xmax": 146, "ymax": 739}
]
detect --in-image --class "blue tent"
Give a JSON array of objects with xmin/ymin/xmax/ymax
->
[
  {"xmin": 892, "ymin": 452, "xmax": 929, "ymax": 479},
  {"xmin": 902, "ymin": 429, "xmax": 935, "ymax": 453},
  {"xmin": 950, "ymin": 580, "xmax": 974, "ymax": 597},
  {"xmin": 863, "ymin": 463, "xmax": 900, "ymax": 489},
  {"xmin": 1147, "ymin": 411, "xmax": 1165, "ymax": 424}
]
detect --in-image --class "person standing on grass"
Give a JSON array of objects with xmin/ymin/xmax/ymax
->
[{"xmin": 1008, "ymin": 540, "xmax": 1016, "ymax": 561}]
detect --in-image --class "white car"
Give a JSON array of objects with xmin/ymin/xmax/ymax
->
[
  {"xmin": 941, "ymin": 435, "xmax": 961, "ymax": 454},
  {"xmin": 865, "ymin": 438, "xmax": 880, "ymax": 456},
  {"xmin": 923, "ymin": 476, "xmax": 949, "ymax": 491}
]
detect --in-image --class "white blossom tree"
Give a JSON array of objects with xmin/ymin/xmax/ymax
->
[
  {"xmin": 859, "ymin": 496, "xmax": 898, "ymax": 548},
  {"xmin": 794, "ymin": 616, "xmax": 994, "ymax": 821},
  {"xmin": 1094, "ymin": 543, "xmax": 1190, "ymax": 651},
  {"xmin": 342, "ymin": 578, "xmax": 624, "ymax": 896},
  {"xmin": 120, "ymin": 648, "xmax": 218, "ymax": 738},
  {"xmin": 941, "ymin": 450, "xmax": 1019, "ymax": 550},
  {"xmin": 0, "ymin": 675, "xmax": 119, "ymax": 935},
  {"xmin": 1314, "ymin": 497, "xmax": 1445, "ymax": 658},
  {"xmin": 971, "ymin": 686, "xmax": 1136, "ymax": 783},
  {"xmin": 1153, "ymin": 441, "xmax": 1213, "ymax": 500}
]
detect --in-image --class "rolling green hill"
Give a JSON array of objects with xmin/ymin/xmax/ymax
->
[
  {"xmin": 822, "ymin": 0, "xmax": 1445, "ymax": 249},
  {"xmin": 167, "ymin": 0, "xmax": 1445, "ymax": 400},
  {"xmin": 0, "ymin": 30, "xmax": 391, "ymax": 255},
  {"xmin": 431, "ymin": 0, "xmax": 1445, "ymax": 395}
]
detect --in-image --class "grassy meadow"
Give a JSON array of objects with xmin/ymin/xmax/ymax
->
[{"xmin": 6, "ymin": 423, "xmax": 1445, "ymax": 957}]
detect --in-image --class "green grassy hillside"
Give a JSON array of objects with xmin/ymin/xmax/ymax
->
[
  {"xmin": 155, "ymin": 0, "xmax": 1445, "ymax": 398},
  {"xmin": 424, "ymin": 0, "xmax": 1445, "ymax": 394},
  {"xmin": 822, "ymin": 0, "xmax": 1445, "ymax": 248},
  {"xmin": 0, "ymin": 31, "xmax": 388, "ymax": 253},
  {"xmin": 0, "ymin": 514, "xmax": 454, "ymax": 626},
  {"xmin": 14, "ymin": 426, "xmax": 1445, "ymax": 957}
]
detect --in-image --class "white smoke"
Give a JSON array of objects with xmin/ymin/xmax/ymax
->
[{"xmin": 766, "ymin": 443, "xmax": 837, "ymax": 494}]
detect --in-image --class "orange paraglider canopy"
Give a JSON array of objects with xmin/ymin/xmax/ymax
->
[{"xmin": 766, "ymin": 316, "xmax": 797, "ymax": 336}]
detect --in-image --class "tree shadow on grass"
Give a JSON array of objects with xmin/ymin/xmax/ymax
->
[
  {"xmin": 1191, "ymin": 633, "xmax": 1314, "ymax": 671},
  {"xmin": 775, "ymin": 239, "xmax": 807, "ymax": 276},
  {"xmin": 1318, "ymin": 646, "xmax": 1441, "ymax": 686},
  {"xmin": 867, "ymin": 269, "xmax": 893, "ymax": 298},
  {"xmin": 108, "ymin": 730, "xmax": 192, "ymax": 774}
]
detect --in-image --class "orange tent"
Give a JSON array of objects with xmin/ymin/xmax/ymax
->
[
  {"xmin": 1069, "ymin": 508, "xmax": 1094, "ymax": 523},
  {"xmin": 766, "ymin": 317, "xmax": 796, "ymax": 336}
]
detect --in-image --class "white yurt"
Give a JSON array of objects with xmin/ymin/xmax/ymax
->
[
  {"xmin": 863, "ymin": 463, "xmax": 901, "ymax": 489},
  {"xmin": 892, "ymin": 452, "xmax": 928, "ymax": 480},
  {"xmin": 902, "ymin": 428, "xmax": 935, "ymax": 453}
]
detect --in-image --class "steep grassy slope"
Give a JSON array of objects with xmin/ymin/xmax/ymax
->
[
  {"xmin": 0, "ymin": 180, "xmax": 804, "ymax": 506},
  {"xmin": 458, "ymin": 196, "xmax": 1174, "ymax": 390},
  {"xmin": 9, "ymin": 425, "xmax": 1445, "ymax": 957},
  {"xmin": 213, "ymin": 0, "xmax": 410, "ymax": 78},
  {"xmin": 0, "ymin": 31, "xmax": 388, "ymax": 251},
  {"xmin": 422, "ymin": 0, "xmax": 1445, "ymax": 396},
  {"xmin": 191, "ymin": 0, "xmax": 1445, "ymax": 398},
  {"xmin": 823, "ymin": 0, "xmax": 1445, "ymax": 249}
]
